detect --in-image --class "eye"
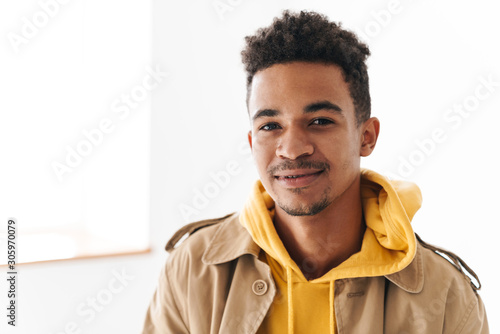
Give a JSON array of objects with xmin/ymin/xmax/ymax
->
[
  {"xmin": 311, "ymin": 118, "xmax": 334, "ymax": 126},
  {"xmin": 259, "ymin": 122, "xmax": 281, "ymax": 131}
]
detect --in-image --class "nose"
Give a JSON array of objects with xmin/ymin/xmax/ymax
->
[{"xmin": 276, "ymin": 128, "xmax": 314, "ymax": 160}]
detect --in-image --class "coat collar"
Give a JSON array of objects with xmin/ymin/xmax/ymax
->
[
  {"xmin": 202, "ymin": 212, "xmax": 424, "ymax": 293},
  {"xmin": 202, "ymin": 211, "xmax": 261, "ymax": 264},
  {"xmin": 385, "ymin": 241, "xmax": 424, "ymax": 293}
]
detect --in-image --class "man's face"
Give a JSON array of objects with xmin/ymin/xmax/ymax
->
[{"xmin": 247, "ymin": 61, "xmax": 373, "ymax": 216}]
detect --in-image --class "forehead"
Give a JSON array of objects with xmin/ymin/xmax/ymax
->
[{"xmin": 248, "ymin": 61, "xmax": 354, "ymax": 117}]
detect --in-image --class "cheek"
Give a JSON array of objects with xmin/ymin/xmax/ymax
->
[
  {"xmin": 252, "ymin": 142, "xmax": 274, "ymax": 171},
  {"xmin": 320, "ymin": 136, "xmax": 359, "ymax": 166},
  {"xmin": 253, "ymin": 135, "xmax": 276, "ymax": 155}
]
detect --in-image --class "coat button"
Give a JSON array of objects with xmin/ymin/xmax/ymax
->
[{"xmin": 252, "ymin": 280, "xmax": 268, "ymax": 296}]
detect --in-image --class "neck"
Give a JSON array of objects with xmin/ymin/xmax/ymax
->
[{"xmin": 273, "ymin": 176, "xmax": 365, "ymax": 280}]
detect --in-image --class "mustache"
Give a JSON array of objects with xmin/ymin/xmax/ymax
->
[{"xmin": 267, "ymin": 160, "xmax": 331, "ymax": 176}]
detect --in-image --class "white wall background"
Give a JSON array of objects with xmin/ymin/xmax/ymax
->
[{"xmin": 2, "ymin": 0, "xmax": 499, "ymax": 333}]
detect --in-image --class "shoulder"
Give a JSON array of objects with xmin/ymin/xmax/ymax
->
[
  {"xmin": 396, "ymin": 235, "xmax": 488, "ymax": 332},
  {"xmin": 146, "ymin": 213, "xmax": 244, "ymax": 333},
  {"xmin": 158, "ymin": 212, "xmax": 240, "ymax": 298},
  {"xmin": 163, "ymin": 212, "xmax": 238, "ymax": 267},
  {"xmin": 162, "ymin": 211, "xmax": 259, "ymax": 271},
  {"xmin": 162, "ymin": 210, "xmax": 262, "ymax": 283},
  {"xmin": 165, "ymin": 212, "xmax": 237, "ymax": 253},
  {"xmin": 417, "ymin": 235, "xmax": 481, "ymax": 295}
]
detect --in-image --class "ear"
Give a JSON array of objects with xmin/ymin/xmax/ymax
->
[
  {"xmin": 247, "ymin": 130, "xmax": 253, "ymax": 150},
  {"xmin": 360, "ymin": 117, "xmax": 380, "ymax": 157}
]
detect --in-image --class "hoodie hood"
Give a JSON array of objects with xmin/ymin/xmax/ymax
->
[{"xmin": 240, "ymin": 168, "xmax": 421, "ymax": 281}]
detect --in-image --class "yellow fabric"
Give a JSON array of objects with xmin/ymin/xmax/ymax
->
[{"xmin": 241, "ymin": 168, "xmax": 422, "ymax": 334}]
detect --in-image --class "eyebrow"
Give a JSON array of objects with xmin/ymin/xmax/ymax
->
[
  {"xmin": 304, "ymin": 101, "xmax": 343, "ymax": 114},
  {"xmin": 252, "ymin": 100, "xmax": 344, "ymax": 122}
]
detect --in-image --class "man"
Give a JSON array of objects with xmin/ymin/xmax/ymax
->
[{"xmin": 142, "ymin": 10, "xmax": 488, "ymax": 333}]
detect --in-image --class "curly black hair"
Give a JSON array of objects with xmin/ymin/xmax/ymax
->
[{"xmin": 241, "ymin": 10, "xmax": 371, "ymax": 125}]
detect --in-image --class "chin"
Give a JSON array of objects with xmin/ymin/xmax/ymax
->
[
  {"xmin": 277, "ymin": 191, "xmax": 333, "ymax": 217},
  {"xmin": 278, "ymin": 200, "xmax": 331, "ymax": 216}
]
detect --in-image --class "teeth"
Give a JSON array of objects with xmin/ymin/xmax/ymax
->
[{"xmin": 284, "ymin": 175, "xmax": 303, "ymax": 179}]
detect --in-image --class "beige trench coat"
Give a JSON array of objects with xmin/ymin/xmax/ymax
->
[{"xmin": 142, "ymin": 212, "xmax": 488, "ymax": 333}]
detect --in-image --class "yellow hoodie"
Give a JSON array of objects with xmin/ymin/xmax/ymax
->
[{"xmin": 239, "ymin": 169, "xmax": 422, "ymax": 334}]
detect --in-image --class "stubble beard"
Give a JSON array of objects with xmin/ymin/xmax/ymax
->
[{"xmin": 277, "ymin": 185, "xmax": 333, "ymax": 216}]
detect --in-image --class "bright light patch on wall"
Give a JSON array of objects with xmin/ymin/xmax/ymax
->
[
  {"xmin": 0, "ymin": 0, "xmax": 152, "ymax": 264},
  {"xmin": 21, "ymin": 233, "xmax": 78, "ymax": 263}
]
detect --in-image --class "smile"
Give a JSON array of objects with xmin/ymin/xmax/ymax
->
[{"xmin": 274, "ymin": 169, "xmax": 324, "ymax": 188}]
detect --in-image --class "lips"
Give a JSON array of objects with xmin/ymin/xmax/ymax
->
[{"xmin": 274, "ymin": 169, "xmax": 324, "ymax": 188}]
